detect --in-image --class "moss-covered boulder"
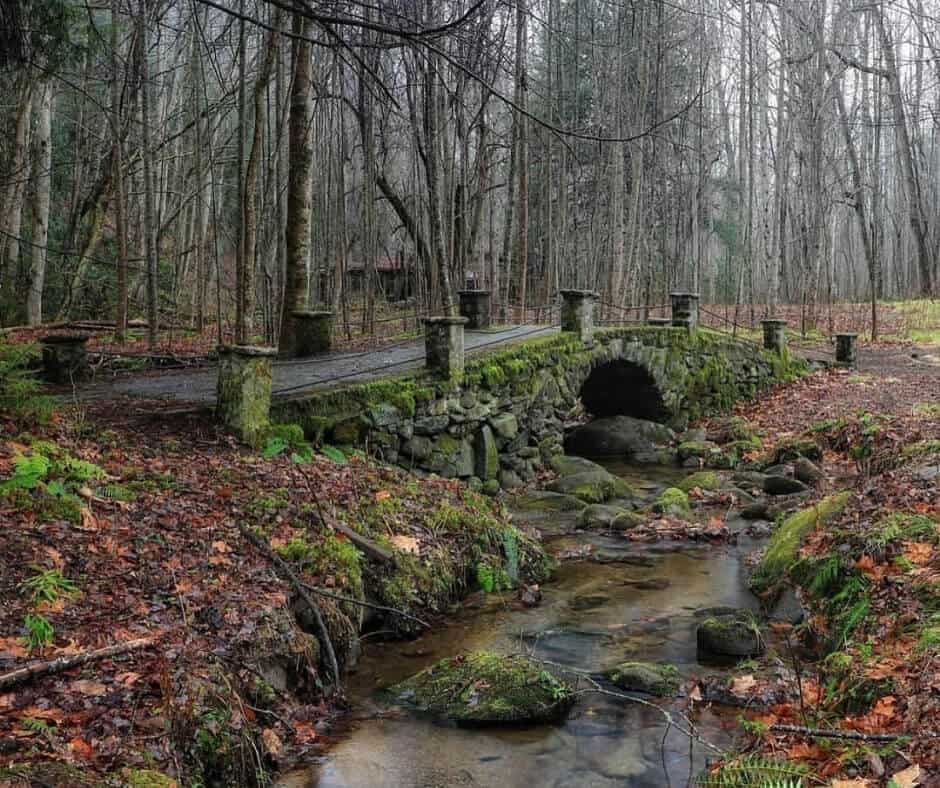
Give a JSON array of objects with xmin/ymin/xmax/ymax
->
[
  {"xmin": 678, "ymin": 471, "xmax": 721, "ymax": 493},
  {"xmin": 605, "ymin": 662, "xmax": 680, "ymax": 696},
  {"xmin": 652, "ymin": 487, "xmax": 691, "ymax": 517},
  {"xmin": 511, "ymin": 490, "xmax": 588, "ymax": 513},
  {"xmin": 390, "ymin": 652, "xmax": 574, "ymax": 725},
  {"xmin": 579, "ymin": 503, "xmax": 632, "ymax": 528},
  {"xmin": 550, "ymin": 454, "xmax": 609, "ymax": 477},
  {"xmin": 547, "ymin": 470, "xmax": 635, "ymax": 504},
  {"xmin": 612, "ymin": 511, "xmax": 646, "ymax": 531},
  {"xmin": 697, "ymin": 611, "xmax": 764, "ymax": 658},
  {"xmin": 749, "ymin": 491, "xmax": 851, "ymax": 596},
  {"xmin": 770, "ymin": 437, "xmax": 823, "ymax": 464}
]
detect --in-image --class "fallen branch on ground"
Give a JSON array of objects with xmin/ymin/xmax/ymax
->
[
  {"xmin": 300, "ymin": 582, "xmax": 430, "ymax": 629},
  {"xmin": 237, "ymin": 522, "xmax": 342, "ymax": 690},
  {"xmin": 770, "ymin": 723, "xmax": 912, "ymax": 742},
  {"xmin": 0, "ymin": 637, "xmax": 155, "ymax": 690}
]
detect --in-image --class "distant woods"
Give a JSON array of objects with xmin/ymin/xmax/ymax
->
[{"xmin": 1, "ymin": 0, "xmax": 940, "ymax": 347}]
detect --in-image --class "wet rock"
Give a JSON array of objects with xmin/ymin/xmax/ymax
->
[
  {"xmin": 511, "ymin": 490, "xmax": 588, "ymax": 513},
  {"xmin": 550, "ymin": 455, "xmax": 608, "ymax": 477},
  {"xmin": 547, "ymin": 470, "xmax": 635, "ymax": 504},
  {"xmin": 652, "ymin": 487, "xmax": 691, "ymax": 517},
  {"xmin": 605, "ymin": 662, "xmax": 680, "ymax": 696},
  {"xmin": 499, "ymin": 469, "xmax": 524, "ymax": 490},
  {"xmin": 390, "ymin": 652, "xmax": 574, "ymax": 725},
  {"xmin": 678, "ymin": 471, "xmax": 721, "ymax": 493},
  {"xmin": 693, "ymin": 605, "xmax": 743, "ymax": 619},
  {"xmin": 769, "ymin": 587, "xmax": 806, "ymax": 624},
  {"xmin": 764, "ymin": 463, "xmax": 793, "ymax": 478},
  {"xmin": 611, "ymin": 511, "xmax": 646, "ymax": 532},
  {"xmin": 733, "ymin": 471, "xmax": 770, "ymax": 488},
  {"xmin": 697, "ymin": 610, "xmax": 764, "ymax": 659},
  {"xmin": 622, "ymin": 577, "xmax": 670, "ymax": 590},
  {"xmin": 740, "ymin": 500, "xmax": 771, "ymax": 520},
  {"xmin": 564, "ymin": 416, "xmax": 675, "ymax": 462},
  {"xmin": 579, "ymin": 504, "xmax": 632, "ymax": 528},
  {"xmin": 793, "ymin": 457, "xmax": 824, "ymax": 485},
  {"xmin": 762, "ymin": 476, "xmax": 808, "ymax": 496}
]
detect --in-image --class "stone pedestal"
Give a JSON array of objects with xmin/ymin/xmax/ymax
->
[
  {"xmin": 424, "ymin": 316, "xmax": 468, "ymax": 382},
  {"xmin": 761, "ymin": 319, "xmax": 788, "ymax": 355},
  {"xmin": 835, "ymin": 333, "xmax": 858, "ymax": 367},
  {"xmin": 560, "ymin": 290, "xmax": 598, "ymax": 345},
  {"xmin": 40, "ymin": 334, "xmax": 90, "ymax": 384},
  {"xmin": 458, "ymin": 290, "xmax": 492, "ymax": 330},
  {"xmin": 647, "ymin": 317, "xmax": 672, "ymax": 327},
  {"xmin": 288, "ymin": 310, "xmax": 333, "ymax": 357},
  {"xmin": 216, "ymin": 344, "xmax": 278, "ymax": 446},
  {"xmin": 670, "ymin": 292, "xmax": 700, "ymax": 330}
]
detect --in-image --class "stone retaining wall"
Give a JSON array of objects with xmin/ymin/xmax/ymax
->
[{"xmin": 271, "ymin": 327, "xmax": 801, "ymax": 492}]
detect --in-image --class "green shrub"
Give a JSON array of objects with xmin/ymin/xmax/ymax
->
[{"xmin": 0, "ymin": 341, "xmax": 53, "ymax": 424}]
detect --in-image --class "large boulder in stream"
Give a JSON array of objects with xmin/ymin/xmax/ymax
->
[
  {"xmin": 605, "ymin": 662, "xmax": 680, "ymax": 696},
  {"xmin": 564, "ymin": 416, "xmax": 675, "ymax": 462},
  {"xmin": 390, "ymin": 652, "xmax": 574, "ymax": 725},
  {"xmin": 696, "ymin": 610, "xmax": 764, "ymax": 659},
  {"xmin": 547, "ymin": 470, "xmax": 636, "ymax": 504}
]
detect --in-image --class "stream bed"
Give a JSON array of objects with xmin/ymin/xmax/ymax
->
[{"xmin": 281, "ymin": 463, "xmax": 767, "ymax": 788}]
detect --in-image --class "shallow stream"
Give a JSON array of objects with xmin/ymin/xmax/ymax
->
[{"xmin": 282, "ymin": 463, "xmax": 765, "ymax": 788}]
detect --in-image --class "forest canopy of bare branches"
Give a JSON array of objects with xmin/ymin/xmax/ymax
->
[{"xmin": 1, "ymin": 0, "xmax": 939, "ymax": 347}]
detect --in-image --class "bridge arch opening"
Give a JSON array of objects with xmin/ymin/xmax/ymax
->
[{"xmin": 579, "ymin": 359, "xmax": 669, "ymax": 423}]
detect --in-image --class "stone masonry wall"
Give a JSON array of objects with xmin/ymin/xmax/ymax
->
[{"xmin": 271, "ymin": 327, "xmax": 801, "ymax": 493}]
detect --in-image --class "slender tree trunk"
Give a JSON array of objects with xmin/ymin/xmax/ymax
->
[{"xmin": 26, "ymin": 80, "xmax": 52, "ymax": 326}]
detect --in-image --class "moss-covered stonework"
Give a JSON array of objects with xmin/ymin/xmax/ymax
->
[
  {"xmin": 749, "ymin": 491, "xmax": 852, "ymax": 597},
  {"xmin": 216, "ymin": 345, "xmax": 277, "ymax": 447},
  {"xmin": 271, "ymin": 327, "xmax": 802, "ymax": 490},
  {"xmin": 391, "ymin": 652, "xmax": 574, "ymax": 725}
]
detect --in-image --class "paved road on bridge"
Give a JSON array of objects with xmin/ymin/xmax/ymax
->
[{"xmin": 79, "ymin": 324, "xmax": 559, "ymax": 404}]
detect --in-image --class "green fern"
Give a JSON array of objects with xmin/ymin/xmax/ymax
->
[
  {"xmin": 0, "ymin": 453, "xmax": 51, "ymax": 494},
  {"xmin": 698, "ymin": 756, "xmax": 808, "ymax": 787},
  {"xmin": 0, "ymin": 341, "xmax": 54, "ymax": 424},
  {"xmin": 99, "ymin": 483, "xmax": 136, "ymax": 502},
  {"xmin": 54, "ymin": 455, "xmax": 106, "ymax": 482}
]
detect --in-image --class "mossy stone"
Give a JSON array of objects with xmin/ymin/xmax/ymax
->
[
  {"xmin": 749, "ymin": 491, "xmax": 851, "ymax": 596},
  {"xmin": 547, "ymin": 470, "xmax": 635, "ymax": 504},
  {"xmin": 605, "ymin": 662, "xmax": 680, "ymax": 696},
  {"xmin": 678, "ymin": 471, "xmax": 721, "ymax": 492},
  {"xmin": 391, "ymin": 652, "xmax": 574, "ymax": 725},
  {"xmin": 771, "ymin": 437, "xmax": 823, "ymax": 464},
  {"xmin": 579, "ymin": 503, "xmax": 632, "ymax": 528},
  {"xmin": 653, "ymin": 487, "xmax": 691, "ymax": 517},
  {"xmin": 697, "ymin": 611, "xmax": 764, "ymax": 658}
]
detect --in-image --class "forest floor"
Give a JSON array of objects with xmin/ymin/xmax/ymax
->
[
  {"xmin": 699, "ymin": 349, "xmax": 940, "ymax": 786},
  {"xmin": 1, "ymin": 332, "xmax": 940, "ymax": 786}
]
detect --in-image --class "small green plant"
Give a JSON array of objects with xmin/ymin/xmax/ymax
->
[
  {"xmin": 20, "ymin": 567, "xmax": 78, "ymax": 605},
  {"xmin": 0, "ymin": 453, "xmax": 51, "ymax": 494},
  {"xmin": 0, "ymin": 341, "xmax": 54, "ymax": 424},
  {"xmin": 21, "ymin": 613, "xmax": 55, "ymax": 652},
  {"xmin": 697, "ymin": 755, "xmax": 808, "ymax": 787},
  {"xmin": 319, "ymin": 444, "xmax": 346, "ymax": 464}
]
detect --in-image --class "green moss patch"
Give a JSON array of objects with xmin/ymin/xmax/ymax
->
[
  {"xmin": 653, "ymin": 487, "xmax": 691, "ymax": 517},
  {"xmin": 678, "ymin": 471, "xmax": 721, "ymax": 493},
  {"xmin": 391, "ymin": 652, "xmax": 574, "ymax": 725},
  {"xmin": 749, "ymin": 491, "xmax": 852, "ymax": 597},
  {"xmin": 605, "ymin": 662, "xmax": 680, "ymax": 696}
]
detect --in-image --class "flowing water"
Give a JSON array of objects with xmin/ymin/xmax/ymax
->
[{"xmin": 281, "ymin": 462, "xmax": 765, "ymax": 788}]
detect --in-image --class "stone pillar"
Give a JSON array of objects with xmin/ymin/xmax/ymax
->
[
  {"xmin": 458, "ymin": 290, "xmax": 492, "ymax": 330},
  {"xmin": 288, "ymin": 310, "xmax": 333, "ymax": 357},
  {"xmin": 40, "ymin": 334, "xmax": 90, "ymax": 384},
  {"xmin": 761, "ymin": 319, "xmax": 788, "ymax": 355},
  {"xmin": 560, "ymin": 289, "xmax": 598, "ymax": 345},
  {"xmin": 647, "ymin": 317, "xmax": 672, "ymax": 327},
  {"xmin": 424, "ymin": 316, "xmax": 468, "ymax": 382},
  {"xmin": 670, "ymin": 292, "xmax": 700, "ymax": 330},
  {"xmin": 216, "ymin": 345, "xmax": 278, "ymax": 446},
  {"xmin": 835, "ymin": 333, "xmax": 858, "ymax": 367}
]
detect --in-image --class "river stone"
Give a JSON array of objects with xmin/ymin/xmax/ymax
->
[
  {"xmin": 793, "ymin": 457, "xmax": 824, "ymax": 485},
  {"xmin": 763, "ymin": 476, "xmax": 808, "ymax": 496},
  {"xmin": 605, "ymin": 662, "xmax": 680, "ymax": 696},
  {"xmin": 697, "ymin": 611, "xmax": 764, "ymax": 658},
  {"xmin": 511, "ymin": 491, "xmax": 587, "ymax": 513},
  {"xmin": 678, "ymin": 471, "xmax": 721, "ymax": 492},
  {"xmin": 499, "ymin": 469, "xmax": 524, "ymax": 490},
  {"xmin": 740, "ymin": 500, "xmax": 771, "ymax": 520},
  {"xmin": 547, "ymin": 470, "xmax": 635, "ymax": 504},
  {"xmin": 611, "ymin": 511, "xmax": 646, "ymax": 531},
  {"xmin": 652, "ymin": 487, "xmax": 691, "ymax": 517},
  {"xmin": 769, "ymin": 587, "xmax": 806, "ymax": 625},
  {"xmin": 579, "ymin": 504, "xmax": 631, "ymax": 528},
  {"xmin": 764, "ymin": 463, "xmax": 793, "ymax": 478},
  {"xmin": 550, "ymin": 454, "xmax": 608, "ymax": 477},
  {"xmin": 390, "ymin": 652, "xmax": 574, "ymax": 725},
  {"xmin": 733, "ymin": 471, "xmax": 769, "ymax": 489},
  {"xmin": 564, "ymin": 416, "xmax": 674, "ymax": 462}
]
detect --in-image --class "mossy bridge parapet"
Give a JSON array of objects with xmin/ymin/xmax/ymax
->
[{"xmin": 271, "ymin": 327, "xmax": 803, "ymax": 491}]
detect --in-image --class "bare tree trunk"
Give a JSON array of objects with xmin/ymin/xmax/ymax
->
[
  {"xmin": 139, "ymin": 0, "xmax": 159, "ymax": 349},
  {"xmin": 26, "ymin": 80, "xmax": 51, "ymax": 326},
  {"xmin": 111, "ymin": 0, "xmax": 128, "ymax": 339}
]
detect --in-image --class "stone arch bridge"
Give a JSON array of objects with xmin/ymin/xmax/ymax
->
[{"xmin": 272, "ymin": 326, "xmax": 798, "ymax": 491}]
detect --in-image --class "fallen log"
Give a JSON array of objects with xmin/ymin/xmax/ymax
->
[{"xmin": 0, "ymin": 637, "xmax": 155, "ymax": 690}]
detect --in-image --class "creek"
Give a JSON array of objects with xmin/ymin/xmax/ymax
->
[{"xmin": 281, "ymin": 462, "xmax": 769, "ymax": 788}]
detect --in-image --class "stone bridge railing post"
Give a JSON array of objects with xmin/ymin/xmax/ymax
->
[
  {"xmin": 287, "ymin": 309, "xmax": 333, "ymax": 357},
  {"xmin": 560, "ymin": 289, "xmax": 598, "ymax": 345},
  {"xmin": 216, "ymin": 345, "xmax": 277, "ymax": 446},
  {"xmin": 458, "ymin": 290, "xmax": 491, "ymax": 330},
  {"xmin": 40, "ymin": 334, "xmax": 90, "ymax": 384},
  {"xmin": 670, "ymin": 292, "xmax": 700, "ymax": 330},
  {"xmin": 835, "ymin": 333, "xmax": 858, "ymax": 367},
  {"xmin": 424, "ymin": 316, "xmax": 468, "ymax": 381},
  {"xmin": 760, "ymin": 319, "xmax": 788, "ymax": 355}
]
